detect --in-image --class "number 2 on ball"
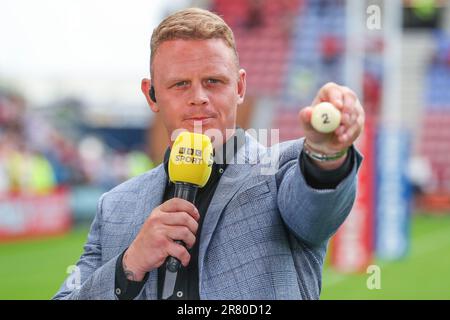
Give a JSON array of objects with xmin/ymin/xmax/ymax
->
[{"xmin": 321, "ymin": 113, "xmax": 330, "ymax": 124}]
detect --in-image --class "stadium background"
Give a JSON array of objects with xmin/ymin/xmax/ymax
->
[{"xmin": 1, "ymin": 0, "xmax": 450, "ymax": 299}]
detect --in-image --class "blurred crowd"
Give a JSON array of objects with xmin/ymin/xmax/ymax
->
[{"xmin": 0, "ymin": 89, "xmax": 154, "ymax": 195}]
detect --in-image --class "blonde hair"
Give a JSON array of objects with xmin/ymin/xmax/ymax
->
[{"xmin": 150, "ymin": 8, "xmax": 239, "ymax": 74}]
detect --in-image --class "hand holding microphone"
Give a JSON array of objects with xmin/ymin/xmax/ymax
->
[
  {"xmin": 122, "ymin": 132, "xmax": 213, "ymax": 298},
  {"xmin": 165, "ymin": 132, "xmax": 213, "ymax": 272},
  {"xmin": 122, "ymin": 198, "xmax": 200, "ymax": 282}
]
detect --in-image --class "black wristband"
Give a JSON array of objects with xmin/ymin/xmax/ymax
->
[{"xmin": 114, "ymin": 249, "xmax": 149, "ymax": 300}]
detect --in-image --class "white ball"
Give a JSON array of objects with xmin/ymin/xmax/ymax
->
[{"xmin": 311, "ymin": 102, "xmax": 341, "ymax": 134}]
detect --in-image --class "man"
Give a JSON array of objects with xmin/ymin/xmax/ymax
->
[{"xmin": 54, "ymin": 7, "xmax": 364, "ymax": 300}]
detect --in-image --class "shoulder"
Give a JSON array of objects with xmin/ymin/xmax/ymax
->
[
  {"xmin": 258, "ymin": 137, "xmax": 303, "ymax": 170},
  {"xmin": 101, "ymin": 164, "xmax": 165, "ymax": 201},
  {"xmin": 244, "ymin": 131, "xmax": 303, "ymax": 162},
  {"xmin": 239, "ymin": 133, "xmax": 303, "ymax": 183}
]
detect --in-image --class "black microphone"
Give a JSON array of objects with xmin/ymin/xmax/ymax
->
[{"xmin": 165, "ymin": 182, "xmax": 199, "ymax": 272}]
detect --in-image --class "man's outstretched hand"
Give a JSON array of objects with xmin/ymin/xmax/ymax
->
[{"xmin": 298, "ymin": 82, "xmax": 365, "ymax": 170}]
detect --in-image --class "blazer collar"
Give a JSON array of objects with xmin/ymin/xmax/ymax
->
[{"xmin": 198, "ymin": 132, "xmax": 266, "ymax": 288}]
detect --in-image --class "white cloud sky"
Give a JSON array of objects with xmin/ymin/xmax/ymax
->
[{"xmin": 0, "ymin": 0, "xmax": 191, "ymax": 106}]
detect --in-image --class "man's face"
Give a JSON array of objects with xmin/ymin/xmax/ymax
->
[{"xmin": 142, "ymin": 39, "xmax": 246, "ymax": 146}]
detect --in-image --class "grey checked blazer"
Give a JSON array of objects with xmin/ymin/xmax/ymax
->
[{"xmin": 53, "ymin": 133, "xmax": 362, "ymax": 300}]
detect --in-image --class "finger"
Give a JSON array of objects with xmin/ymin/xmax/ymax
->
[
  {"xmin": 343, "ymin": 91, "xmax": 357, "ymax": 112},
  {"xmin": 344, "ymin": 93, "xmax": 360, "ymax": 119},
  {"xmin": 165, "ymin": 226, "xmax": 196, "ymax": 249},
  {"xmin": 339, "ymin": 122, "xmax": 360, "ymax": 144},
  {"xmin": 298, "ymin": 106, "xmax": 314, "ymax": 131},
  {"xmin": 166, "ymin": 242, "xmax": 191, "ymax": 267},
  {"xmin": 341, "ymin": 112, "xmax": 352, "ymax": 127},
  {"xmin": 354, "ymin": 100, "xmax": 365, "ymax": 122},
  {"xmin": 345, "ymin": 102, "xmax": 364, "ymax": 130},
  {"xmin": 316, "ymin": 83, "xmax": 344, "ymax": 109},
  {"xmin": 334, "ymin": 124, "xmax": 346, "ymax": 136},
  {"xmin": 160, "ymin": 198, "xmax": 200, "ymax": 221},
  {"xmin": 161, "ymin": 211, "xmax": 199, "ymax": 235}
]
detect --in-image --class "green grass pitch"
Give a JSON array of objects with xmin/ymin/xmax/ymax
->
[{"xmin": 0, "ymin": 213, "xmax": 449, "ymax": 299}]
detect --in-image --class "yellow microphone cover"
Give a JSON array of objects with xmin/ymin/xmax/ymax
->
[{"xmin": 168, "ymin": 132, "xmax": 213, "ymax": 187}]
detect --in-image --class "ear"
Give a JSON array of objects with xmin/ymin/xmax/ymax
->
[
  {"xmin": 237, "ymin": 69, "xmax": 247, "ymax": 105},
  {"xmin": 141, "ymin": 78, "xmax": 159, "ymax": 112}
]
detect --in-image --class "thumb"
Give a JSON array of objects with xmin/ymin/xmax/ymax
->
[{"xmin": 298, "ymin": 106, "xmax": 314, "ymax": 131}]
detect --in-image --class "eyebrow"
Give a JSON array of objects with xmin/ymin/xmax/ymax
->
[
  {"xmin": 204, "ymin": 74, "xmax": 231, "ymax": 83},
  {"xmin": 163, "ymin": 78, "xmax": 189, "ymax": 87},
  {"xmin": 164, "ymin": 73, "xmax": 232, "ymax": 86}
]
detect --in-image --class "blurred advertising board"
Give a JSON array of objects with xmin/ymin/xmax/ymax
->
[
  {"xmin": 0, "ymin": 188, "xmax": 72, "ymax": 241},
  {"xmin": 330, "ymin": 117, "xmax": 375, "ymax": 273},
  {"xmin": 376, "ymin": 126, "xmax": 412, "ymax": 260}
]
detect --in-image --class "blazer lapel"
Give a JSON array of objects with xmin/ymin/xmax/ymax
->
[
  {"xmin": 136, "ymin": 164, "xmax": 167, "ymax": 300},
  {"xmin": 198, "ymin": 133, "xmax": 265, "ymax": 288}
]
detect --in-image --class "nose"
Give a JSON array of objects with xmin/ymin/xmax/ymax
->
[{"xmin": 189, "ymin": 84, "xmax": 209, "ymax": 106}]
